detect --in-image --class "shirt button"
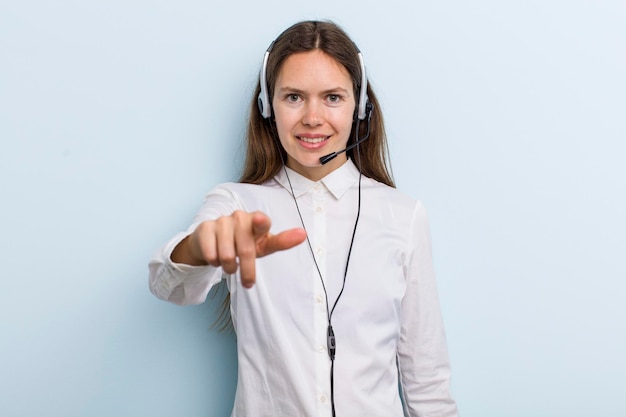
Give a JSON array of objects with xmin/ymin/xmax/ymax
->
[
  {"xmin": 320, "ymin": 395, "xmax": 328, "ymax": 403},
  {"xmin": 315, "ymin": 206, "xmax": 323, "ymax": 213},
  {"xmin": 315, "ymin": 247, "xmax": 324, "ymax": 256},
  {"xmin": 315, "ymin": 295, "xmax": 323, "ymax": 304},
  {"xmin": 317, "ymin": 345, "xmax": 326, "ymax": 353}
]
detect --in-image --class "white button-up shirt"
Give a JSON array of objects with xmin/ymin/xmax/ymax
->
[{"xmin": 149, "ymin": 160, "xmax": 458, "ymax": 417}]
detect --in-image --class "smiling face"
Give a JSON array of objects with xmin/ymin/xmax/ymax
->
[{"xmin": 272, "ymin": 49, "xmax": 356, "ymax": 181}]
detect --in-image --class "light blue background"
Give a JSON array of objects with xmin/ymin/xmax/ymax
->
[{"xmin": 1, "ymin": 1, "xmax": 624, "ymax": 416}]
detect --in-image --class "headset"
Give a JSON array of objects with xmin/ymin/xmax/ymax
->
[{"xmin": 257, "ymin": 41, "xmax": 371, "ymax": 122}]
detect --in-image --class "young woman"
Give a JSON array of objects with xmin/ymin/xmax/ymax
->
[{"xmin": 149, "ymin": 20, "xmax": 458, "ymax": 417}]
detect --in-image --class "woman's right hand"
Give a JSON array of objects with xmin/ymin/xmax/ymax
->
[{"xmin": 171, "ymin": 210, "xmax": 306, "ymax": 288}]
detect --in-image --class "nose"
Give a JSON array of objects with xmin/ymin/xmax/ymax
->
[{"xmin": 302, "ymin": 100, "xmax": 324, "ymax": 127}]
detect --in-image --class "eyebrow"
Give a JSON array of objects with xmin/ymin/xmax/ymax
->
[{"xmin": 276, "ymin": 86, "xmax": 351, "ymax": 96}]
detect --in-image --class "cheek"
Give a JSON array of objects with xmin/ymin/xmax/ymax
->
[
  {"xmin": 273, "ymin": 107, "xmax": 297, "ymax": 130},
  {"xmin": 334, "ymin": 110, "xmax": 355, "ymax": 133},
  {"xmin": 273, "ymin": 114, "xmax": 297, "ymax": 146},
  {"xmin": 271, "ymin": 111, "xmax": 286, "ymax": 131}
]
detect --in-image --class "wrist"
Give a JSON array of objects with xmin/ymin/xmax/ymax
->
[{"xmin": 171, "ymin": 235, "xmax": 207, "ymax": 266}]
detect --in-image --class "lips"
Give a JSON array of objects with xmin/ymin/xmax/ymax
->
[
  {"xmin": 297, "ymin": 135, "xmax": 330, "ymax": 144},
  {"xmin": 295, "ymin": 135, "xmax": 330, "ymax": 150}
]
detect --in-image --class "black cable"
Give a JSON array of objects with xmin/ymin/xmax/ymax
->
[{"xmin": 269, "ymin": 119, "xmax": 364, "ymax": 417}]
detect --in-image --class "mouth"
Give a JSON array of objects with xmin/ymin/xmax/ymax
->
[{"xmin": 296, "ymin": 135, "xmax": 330, "ymax": 144}]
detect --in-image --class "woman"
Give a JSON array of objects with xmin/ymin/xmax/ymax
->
[{"xmin": 149, "ymin": 20, "xmax": 458, "ymax": 417}]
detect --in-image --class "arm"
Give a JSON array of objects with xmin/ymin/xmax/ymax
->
[
  {"xmin": 148, "ymin": 187, "xmax": 305, "ymax": 305},
  {"xmin": 171, "ymin": 210, "xmax": 306, "ymax": 288},
  {"xmin": 148, "ymin": 229, "xmax": 221, "ymax": 306},
  {"xmin": 397, "ymin": 202, "xmax": 459, "ymax": 417}
]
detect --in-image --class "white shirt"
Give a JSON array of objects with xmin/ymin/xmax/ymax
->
[{"xmin": 149, "ymin": 160, "xmax": 458, "ymax": 417}]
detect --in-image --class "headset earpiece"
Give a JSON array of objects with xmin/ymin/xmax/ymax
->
[
  {"xmin": 364, "ymin": 101, "xmax": 373, "ymax": 119},
  {"xmin": 355, "ymin": 49, "xmax": 369, "ymax": 121},
  {"xmin": 258, "ymin": 42, "xmax": 274, "ymax": 119}
]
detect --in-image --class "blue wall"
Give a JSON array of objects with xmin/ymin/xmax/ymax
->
[{"xmin": 1, "ymin": 1, "xmax": 624, "ymax": 416}]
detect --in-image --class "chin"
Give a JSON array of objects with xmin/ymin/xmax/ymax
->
[{"xmin": 296, "ymin": 158, "xmax": 323, "ymax": 168}]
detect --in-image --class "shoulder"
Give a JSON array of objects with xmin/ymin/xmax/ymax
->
[
  {"xmin": 359, "ymin": 176, "xmax": 430, "ymax": 233},
  {"xmin": 209, "ymin": 179, "xmax": 284, "ymax": 201},
  {"xmin": 361, "ymin": 176, "xmax": 425, "ymax": 211},
  {"xmin": 201, "ymin": 179, "xmax": 290, "ymax": 213}
]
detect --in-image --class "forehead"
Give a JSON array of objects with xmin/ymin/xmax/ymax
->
[{"xmin": 275, "ymin": 50, "xmax": 352, "ymax": 89}]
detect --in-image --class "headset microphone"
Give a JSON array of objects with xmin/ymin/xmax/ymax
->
[{"xmin": 319, "ymin": 102, "xmax": 374, "ymax": 165}]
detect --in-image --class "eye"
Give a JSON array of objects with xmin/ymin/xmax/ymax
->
[
  {"xmin": 327, "ymin": 94, "xmax": 341, "ymax": 103},
  {"xmin": 286, "ymin": 94, "xmax": 300, "ymax": 103}
]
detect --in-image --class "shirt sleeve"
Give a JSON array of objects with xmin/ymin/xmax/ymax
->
[
  {"xmin": 148, "ymin": 185, "xmax": 241, "ymax": 306},
  {"xmin": 397, "ymin": 202, "xmax": 459, "ymax": 417}
]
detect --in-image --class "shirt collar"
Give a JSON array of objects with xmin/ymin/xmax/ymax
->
[{"xmin": 274, "ymin": 159, "xmax": 361, "ymax": 199}]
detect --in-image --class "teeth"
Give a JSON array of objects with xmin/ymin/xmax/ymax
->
[{"xmin": 298, "ymin": 136, "xmax": 327, "ymax": 143}]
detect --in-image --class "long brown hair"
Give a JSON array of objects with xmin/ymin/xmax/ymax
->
[{"xmin": 215, "ymin": 20, "xmax": 395, "ymax": 331}]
